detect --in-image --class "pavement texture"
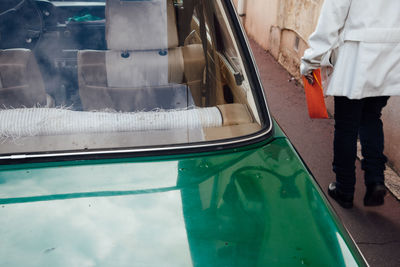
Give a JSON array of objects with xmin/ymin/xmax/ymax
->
[{"xmin": 249, "ymin": 39, "xmax": 400, "ymax": 267}]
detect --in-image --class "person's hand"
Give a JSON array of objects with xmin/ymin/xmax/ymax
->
[{"xmin": 305, "ymin": 72, "xmax": 315, "ymax": 85}]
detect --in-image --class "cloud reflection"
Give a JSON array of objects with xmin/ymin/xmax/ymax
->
[
  {"xmin": 0, "ymin": 161, "xmax": 179, "ymax": 199},
  {"xmin": 0, "ymin": 190, "xmax": 192, "ymax": 267}
]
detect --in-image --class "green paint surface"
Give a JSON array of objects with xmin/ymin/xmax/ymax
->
[{"xmin": 0, "ymin": 135, "xmax": 366, "ymax": 266}]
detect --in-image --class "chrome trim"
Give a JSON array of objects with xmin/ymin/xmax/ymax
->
[
  {"xmin": 227, "ymin": 0, "xmax": 273, "ymax": 137},
  {"xmin": 235, "ymin": 10, "xmax": 273, "ymax": 131},
  {"xmin": 51, "ymin": 2, "xmax": 105, "ymax": 7},
  {"xmin": 0, "ymin": 127, "xmax": 272, "ymax": 160},
  {"xmin": 329, "ymin": 205, "xmax": 370, "ymax": 266},
  {"xmin": 345, "ymin": 228, "xmax": 370, "ymax": 267}
]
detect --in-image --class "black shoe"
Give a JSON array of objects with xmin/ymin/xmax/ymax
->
[
  {"xmin": 364, "ymin": 183, "xmax": 386, "ymax": 206},
  {"xmin": 328, "ymin": 182, "xmax": 353, "ymax": 209}
]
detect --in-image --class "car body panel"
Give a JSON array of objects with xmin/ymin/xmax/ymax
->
[
  {"xmin": 0, "ymin": 127, "xmax": 365, "ymax": 266},
  {"xmin": 0, "ymin": 1, "xmax": 367, "ymax": 265}
]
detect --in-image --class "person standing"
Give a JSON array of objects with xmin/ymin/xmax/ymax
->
[{"xmin": 300, "ymin": 0, "xmax": 400, "ymax": 208}]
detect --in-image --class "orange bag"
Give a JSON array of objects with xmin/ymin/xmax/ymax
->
[{"xmin": 302, "ymin": 69, "xmax": 328, "ymax": 119}]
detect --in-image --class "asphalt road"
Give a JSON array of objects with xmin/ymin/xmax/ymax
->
[{"xmin": 249, "ymin": 39, "xmax": 400, "ymax": 267}]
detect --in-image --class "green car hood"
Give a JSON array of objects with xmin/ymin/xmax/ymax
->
[{"xmin": 0, "ymin": 138, "xmax": 365, "ymax": 266}]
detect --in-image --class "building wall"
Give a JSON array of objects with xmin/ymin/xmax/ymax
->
[
  {"xmin": 240, "ymin": 0, "xmax": 280, "ymax": 51},
  {"xmin": 236, "ymin": 0, "xmax": 400, "ymax": 173},
  {"xmin": 238, "ymin": 0, "xmax": 323, "ymax": 79},
  {"xmin": 383, "ymin": 101, "xmax": 400, "ymax": 173}
]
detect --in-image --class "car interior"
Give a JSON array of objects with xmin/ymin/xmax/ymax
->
[{"xmin": 0, "ymin": 0, "xmax": 263, "ymax": 155}]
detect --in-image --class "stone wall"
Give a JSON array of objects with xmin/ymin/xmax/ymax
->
[
  {"xmin": 383, "ymin": 101, "xmax": 400, "ymax": 173},
  {"xmin": 236, "ymin": 0, "xmax": 323, "ymax": 79}
]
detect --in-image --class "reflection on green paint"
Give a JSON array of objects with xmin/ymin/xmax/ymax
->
[
  {"xmin": 0, "ymin": 138, "xmax": 366, "ymax": 266},
  {"xmin": 177, "ymin": 139, "xmax": 364, "ymax": 266}
]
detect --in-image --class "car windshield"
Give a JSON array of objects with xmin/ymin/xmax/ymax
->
[{"xmin": 0, "ymin": 0, "xmax": 269, "ymax": 157}]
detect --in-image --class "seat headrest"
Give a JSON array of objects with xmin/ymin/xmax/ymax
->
[{"xmin": 106, "ymin": 0, "xmax": 179, "ymax": 50}]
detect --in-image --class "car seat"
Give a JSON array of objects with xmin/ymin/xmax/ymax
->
[
  {"xmin": 78, "ymin": 0, "xmax": 205, "ymax": 111},
  {"xmin": 0, "ymin": 49, "xmax": 49, "ymax": 108}
]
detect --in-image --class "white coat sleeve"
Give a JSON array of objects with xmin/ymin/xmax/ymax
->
[{"xmin": 300, "ymin": 0, "xmax": 352, "ymax": 75}]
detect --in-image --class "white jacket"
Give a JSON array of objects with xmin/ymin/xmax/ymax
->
[{"xmin": 300, "ymin": 0, "xmax": 400, "ymax": 99}]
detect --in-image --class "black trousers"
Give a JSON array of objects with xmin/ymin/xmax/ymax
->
[{"xmin": 333, "ymin": 96, "xmax": 390, "ymax": 195}]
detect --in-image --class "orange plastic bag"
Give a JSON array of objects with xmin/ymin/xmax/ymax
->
[{"xmin": 302, "ymin": 69, "xmax": 328, "ymax": 119}]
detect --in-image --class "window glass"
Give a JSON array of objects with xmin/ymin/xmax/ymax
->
[{"xmin": 0, "ymin": 0, "xmax": 268, "ymax": 157}]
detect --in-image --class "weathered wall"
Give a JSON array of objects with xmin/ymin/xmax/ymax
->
[
  {"xmin": 276, "ymin": 0, "xmax": 322, "ymax": 79},
  {"xmin": 383, "ymin": 100, "xmax": 400, "ymax": 173},
  {"xmin": 278, "ymin": 0, "xmax": 322, "ymax": 39},
  {"xmin": 237, "ymin": 0, "xmax": 400, "ymax": 173},
  {"xmin": 239, "ymin": 0, "xmax": 323, "ymax": 79},
  {"xmin": 241, "ymin": 0, "xmax": 280, "ymax": 51}
]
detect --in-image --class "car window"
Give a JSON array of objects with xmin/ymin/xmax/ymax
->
[{"xmin": 0, "ymin": 0, "xmax": 269, "ymax": 158}]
